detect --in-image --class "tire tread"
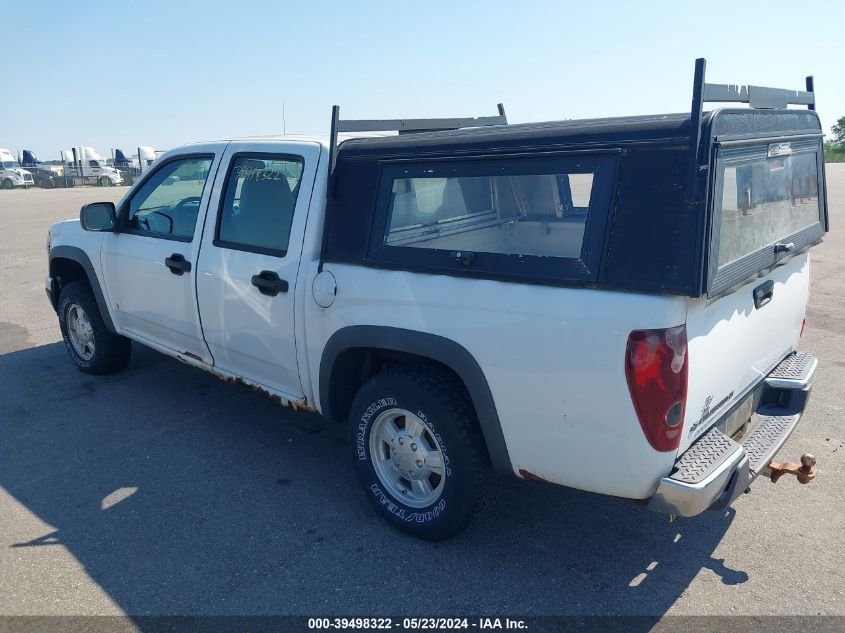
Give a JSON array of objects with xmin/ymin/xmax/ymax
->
[
  {"xmin": 59, "ymin": 280, "xmax": 131, "ymax": 375},
  {"xmin": 350, "ymin": 364, "xmax": 497, "ymax": 539}
]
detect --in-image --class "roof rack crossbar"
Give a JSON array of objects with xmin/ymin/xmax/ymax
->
[
  {"xmin": 687, "ymin": 57, "xmax": 816, "ymax": 201},
  {"xmin": 701, "ymin": 83, "xmax": 814, "ymax": 110},
  {"xmin": 338, "ymin": 102, "xmax": 507, "ymax": 134},
  {"xmin": 338, "ymin": 115, "xmax": 506, "ymax": 133},
  {"xmin": 320, "ymin": 103, "xmax": 507, "ymax": 271},
  {"xmin": 326, "ymin": 103, "xmax": 507, "ymax": 199}
]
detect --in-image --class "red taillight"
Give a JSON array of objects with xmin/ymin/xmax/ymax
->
[
  {"xmin": 801, "ymin": 317, "xmax": 806, "ymax": 337},
  {"xmin": 625, "ymin": 324, "xmax": 688, "ymax": 452}
]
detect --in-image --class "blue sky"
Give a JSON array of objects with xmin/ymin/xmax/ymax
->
[{"xmin": 2, "ymin": 0, "xmax": 843, "ymax": 159}]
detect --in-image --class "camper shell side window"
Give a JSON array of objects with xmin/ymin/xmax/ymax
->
[{"xmin": 366, "ymin": 153, "xmax": 619, "ymax": 284}]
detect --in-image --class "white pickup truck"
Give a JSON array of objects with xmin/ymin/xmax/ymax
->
[{"xmin": 46, "ymin": 61, "xmax": 826, "ymax": 539}]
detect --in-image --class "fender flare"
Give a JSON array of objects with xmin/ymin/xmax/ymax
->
[
  {"xmin": 49, "ymin": 245, "xmax": 117, "ymax": 333},
  {"xmin": 320, "ymin": 325, "xmax": 512, "ymax": 475}
]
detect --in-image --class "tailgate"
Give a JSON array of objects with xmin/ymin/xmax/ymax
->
[
  {"xmin": 679, "ymin": 138, "xmax": 824, "ymax": 453},
  {"xmin": 683, "ymin": 253, "xmax": 809, "ymax": 452}
]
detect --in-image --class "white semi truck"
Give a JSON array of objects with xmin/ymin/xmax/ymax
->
[
  {"xmin": 61, "ymin": 147, "xmax": 123, "ymax": 187},
  {"xmin": 138, "ymin": 146, "xmax": 158, "ymax": 173},
  {"xmin": 0, "ymin": 148, "xmax": 34, "ymax": 189},
  {"xmin": 110, "ymin": 147, "xmax": 160, "ymax": 185}
]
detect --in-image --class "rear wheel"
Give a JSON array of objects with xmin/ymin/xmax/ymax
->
[
  {"xmin": 58, "ymin": 281, "xmax": 131, "ymax": 375},
  {"xmin": 349, "ymin": 366, "xmax": 494, "ymax": 540}
]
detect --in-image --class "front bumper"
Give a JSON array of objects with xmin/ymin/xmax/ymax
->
[{"xmin": 648, "ymin": 352, "xmax": 817, "ymax": 517}]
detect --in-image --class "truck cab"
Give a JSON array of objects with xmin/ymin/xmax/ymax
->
[
  {"xmin": 0, "ymin": 148, "xmax": 34, "ymax": 189},
  {"xmin": 21, "ymin": 150, "xmax": 63, "ymax": 188},
  {"xmin": 45, "ymin": 60, "xmax": 826, "ymax": 539},
  {"xmin": 111, "ymin": 149, "xmax": 141, "ymax": 185},
  {"xmin": 138, "ymin": 146, "xmax": 159, "ymax": 174},
  {"xmin": 61, "ymin": 147, "xmax": 123, "ymax": 187}
]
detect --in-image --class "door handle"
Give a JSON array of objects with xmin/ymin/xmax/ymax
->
[
  {"xmin": 164, "ymin": 253, "xmax": 191, "ymax": 275},
  {"xmin": 251, "ymin": 270, "xmax": 289, "ymax": 296},
  {"xmin": 753, "ymin": 280, "xmax": 774, "ymax": 309}
]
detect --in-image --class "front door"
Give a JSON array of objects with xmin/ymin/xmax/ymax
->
[
  {"xmin": 100, "ymin": 145, "xmax": 224, "ymax": 361},
  {"xmin": 195, "ymin": 141, "xmax": 320, "ymax": 400}
]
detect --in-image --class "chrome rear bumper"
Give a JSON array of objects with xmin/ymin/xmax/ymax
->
[{"xmin": 648, "ymin": 352, "xmax": 817, "ymax": 517}]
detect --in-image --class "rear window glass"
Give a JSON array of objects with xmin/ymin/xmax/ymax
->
[
  {"xmin": 384, "ymin": 171, "xmax": 596, "ymax": 259},
  {"xmin": 717, "ymin": 149, "xmax": 821, "ymax": 268}
]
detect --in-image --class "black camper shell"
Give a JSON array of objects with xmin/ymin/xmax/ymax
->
[{"xmin": 323, "ymin": 60, "xmax": 828, "ymax": 299}]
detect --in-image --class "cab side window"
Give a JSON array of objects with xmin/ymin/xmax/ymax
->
[
  {"xmin": 126, "ymin": 156, "xmax": 213, "ymax": 240},
  {"xmin": 216, "ymin": 155, "xmax": 304, "ymax": 256}
]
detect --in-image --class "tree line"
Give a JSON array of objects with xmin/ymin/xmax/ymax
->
[{"xmin": 825, "ymin": 116, "xmax": 845, "ymax": 163}]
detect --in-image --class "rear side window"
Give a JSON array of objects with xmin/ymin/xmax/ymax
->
[
  {"xmin": 717, "ymin": 148, "xmax": 821, "ymax": 267},
  {"xmin": 216, "ymin": 155, "xmax": 304, "ymax": 256},
  {"xmin": 371, "ymin": 154, "xmax": 617, "ymax": 283}
]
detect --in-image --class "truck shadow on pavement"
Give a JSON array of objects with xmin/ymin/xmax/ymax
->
[{"xmin": 0, "ymin": 342, "xmax": 747, "ymax": 620}]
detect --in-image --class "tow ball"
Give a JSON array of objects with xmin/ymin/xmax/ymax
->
[{"xmin": 763, "ymin": 453, "xmax": 817, "ymax": 484}]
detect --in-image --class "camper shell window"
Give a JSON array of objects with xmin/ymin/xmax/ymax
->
[
  {"xmin": 368, "ymin": 153, "xmax": 618, "ymax": 283},
  {"xmin": 709, "ymin": 138, "xmax": 826, "ymax": 294},
  {"xmin": 324, "ymin": 107, "xmax": 825, "ymax": 296}
]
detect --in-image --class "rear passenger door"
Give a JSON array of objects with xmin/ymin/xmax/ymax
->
[{"xmin": 195, "ymin": 141, "xmax": 321, "ymax": 400}]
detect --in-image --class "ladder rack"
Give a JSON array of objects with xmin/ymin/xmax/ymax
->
[
  {"xmin": 687, "ymin": 57, "xmax": 815, "ymax": 200},
  {"xmin": 327, "ymin": 103, "xmax": 507, "ymax": 198}
]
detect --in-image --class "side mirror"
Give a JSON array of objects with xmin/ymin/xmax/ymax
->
[{"xmin": 80, "ymin": 202, "xmax": 116, "ymax": 231}]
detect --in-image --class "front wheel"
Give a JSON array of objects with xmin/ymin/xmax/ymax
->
[
  {"xmin": 99, "ymin": 176, "xmax": 111, "ymax": 187},
  {"xmin": 58, "ymin": 281, "xmax": 131, "ymax": 375},
  {"xmin": 349, "ymin": 367, "xmax": 494, "ymax": 540},
  {"xmin": 1, "ymin": 179, "xmax": 13, "ymax": 189}
]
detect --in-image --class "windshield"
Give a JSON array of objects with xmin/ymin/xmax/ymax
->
[{"xmin": 2, "ymin": 161, "xmax": 22, "ymax": 169}]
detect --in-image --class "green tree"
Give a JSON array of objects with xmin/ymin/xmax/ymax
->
[
  {"xmin": 832, "ymin": 116, "xmax": 845, "ymax": 147},
  {"xmin": 824, "ymin": 116, "xmax": 845, "ymax": 162}
]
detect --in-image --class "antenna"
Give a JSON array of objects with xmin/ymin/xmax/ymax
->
[{"xmin": 282, "ymin": 99, "xmax": 287, "ymax": 135}]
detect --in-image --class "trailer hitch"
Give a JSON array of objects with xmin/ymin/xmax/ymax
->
[{"xmin": 764, "ymin": 453, "xmax": 816, "ymax": 484}]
